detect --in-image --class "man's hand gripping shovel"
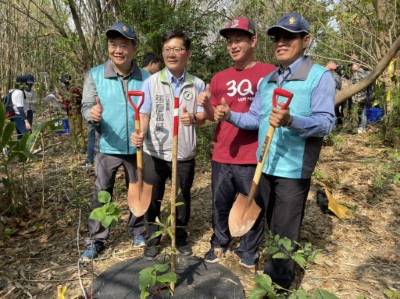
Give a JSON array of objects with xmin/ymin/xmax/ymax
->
[
  {"xmin": 127, "ymin": 91, "xmax": 153, "ymax": 217},
  {"xmin": 228, "ymin": 88, "xmax": 293, "ymax": 237}
]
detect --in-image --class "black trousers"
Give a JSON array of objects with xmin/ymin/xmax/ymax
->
[
  {"xmin": 86, "ymin": 153, "xmax": 138, "ymax": 245},
  {"xmin": 210, "ymin": 161, "xmax": 264, "ymax": 264},
  {"xmin": 259, "ymin": 174, "xmax": 311, "ymax": 289},
  {"xmin": 129, "ymin": 152, "xmax": 195, "ymax": 246}
]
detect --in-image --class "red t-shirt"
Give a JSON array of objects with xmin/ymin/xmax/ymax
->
[{"xmin": 211, "ymin": 62, "xmax": 276, "ymax": 164}]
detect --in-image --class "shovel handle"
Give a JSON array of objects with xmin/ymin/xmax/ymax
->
[
  {"xmin": 272, "ymin": 88, "xmax": 293, "ymax": 109},
  {"xmin": 127, "ymin": 91, "xmax": 145, "ymax": 168},
  {"xmin": 173, "ymin": 97, "xmax": 179, "ymax": 137}
]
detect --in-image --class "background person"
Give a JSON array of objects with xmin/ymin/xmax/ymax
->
[
  {"xmin": 10, "ymin": 76, "xmax": 30, "ymax": 140},
  {"xmin": 80, "ymin": 22, "xmax": 149, "ymax": 260},
  {"xmin": 142, "ymin": 52, "xmax": 162, "ymax": 74},
  {"xmin": 325, "ymin": 63, "xmax": 344, "ymax": 126},
  {"xmin": 217, "ymin": 13, "xmax": 336, "ymax": 290},
  {"xmin": 198, "ymin": 17, "xmax": 276, "ymax": 268},
  {"xmin": 130, "ymin": 30, "xmax": 206, "ymax": 261},
  {"xmin": 24, "ymin": 74, "xmax": 37, "ymax": 128}
]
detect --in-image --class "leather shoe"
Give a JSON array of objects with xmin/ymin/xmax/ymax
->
[
  {"xmin": 177, "ymin": 244, "xmax": 192, "ymax": 256},
  {"xmin": 144, "ymin": 245, "xmax": 158, "ymax": 260}
]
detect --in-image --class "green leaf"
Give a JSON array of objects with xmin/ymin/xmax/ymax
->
[
  {"xmin": 280, "ymin": 237, "xmax": 294, "ymax": 251},
  {"xmin": 106, "ymin": 203, "xmax": 116, "ymax": 214},
  {"xmin": 89, "ymin": 208, "xmax": 105, "ymax": 222},
  {"xmin": 0, "ymin": 122, "xmax": 16, "ymax": 149},
  {"xmin": 139, "ymin": 269, "xmax": 157, "ymax": 290},
  {"xmin": 154, "ymin": 263, "xmax": 170, "ymax": 272},
  {"xmin": 265, "ymin": 246, "xmax": 280, "ymax": 255},
  {"xmin": 272, "ymin": 252, "xmax": 289, "ymax": 259},
  {"xmin": 249, "ymin": 287, "xmax": 268, "ymax": 299},
  {"xmin": 290, "ymin": 289, "xmax": 310, "ymax": 299},
  {"xmin": 149, "ymin": 230, "xmax": 163, "ymax": 240},
  {"xmin": 293, "ymin": 254, "xmax": 307, "ymax": 267},
  {"xmin": 313, "ymin": 288, "xmax": 340, "ymax": 299},
  {"xmin": 157, "ymin": 272, "xmax": 177, "ymax": 283},
  {"xmin": 101, "ymin": 215, "xmax": 114, "ymax": 228},
  {"xmin": 140, "ymin": 290, "xmax": 150, "ymax": 299},
  {"xmin": 253, "ymin": 274, "xmax": 272, "ymax": 286},
  {"xmin": 98, "ymin": 190, "xmax": 111, "ymax": 203}
]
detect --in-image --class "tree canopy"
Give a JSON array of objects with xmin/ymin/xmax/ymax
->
[{"xmin": 0, "ymin": 0, "xmax": 398, "ymax": 98}]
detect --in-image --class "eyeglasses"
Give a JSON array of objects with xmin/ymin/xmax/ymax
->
[
  {"xmin": 108, "ymin": 43, "xmax": 130, "ymax": 51},
  {"xmin": 270, "ymin": 34, "xmax": 305, "ymax": 42},
  {"xmin": 162, "ymin": 47, "xmax": 187, "ymax": 54}
]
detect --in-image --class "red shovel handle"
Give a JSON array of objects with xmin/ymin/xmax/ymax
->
[
  {"xmin": 272, "ymin": 88, "xmax": 293, "ymax": 110},
  {"xmin": 173, "ymin": 97, "xmax": 179, "ymax": 137},
  {"xmin": 127, "ymin": 91, "xmax": 145, "ymax": 123}
]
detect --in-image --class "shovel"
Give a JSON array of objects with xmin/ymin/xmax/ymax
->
[
  {"xmin": 127, "ymin": 91, "xmax": 153, "ymax": 217},
  {"xmin": 170, "ymin": 97, "xmax": 180, "ymax": 292},
  {"xmin": 228, "ymin": 88, "xmax": 293, "ymax": 237}
]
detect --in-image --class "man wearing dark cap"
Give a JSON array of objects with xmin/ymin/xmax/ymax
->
[
  {"xmin": 80, "ymin": 22, "xmax": 150, "ymax": 261},
  {"xmin": 10, "ymin": 76, "xmax": 30, "ymax": 140},
  {"xmin": 217, "ymin": 13, "xmax": 336, "ymax": 289},
  {"xmin": 197, "ymin": 17, "xmax": 275, "ymax": 268},
  {"xmin": 24, "ymin": 75, "xmax": 36, "ymax": 128}
]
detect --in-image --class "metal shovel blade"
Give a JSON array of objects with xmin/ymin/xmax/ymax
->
[
  {"xmin": 228, "ymin": 193, "xmax": 262, "ymax": 237},
  {"xmin": 127, "ymin": 181, "xmax": 153, "ymax": 217}
]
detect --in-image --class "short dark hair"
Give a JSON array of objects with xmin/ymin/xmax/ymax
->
[
  {"xmin": 142, "ymin": 53, "xmax": 161, "ymax": 68},
  {"xmin": 161, "ymin": 30, "xmax": 191, "ymax": 50}
]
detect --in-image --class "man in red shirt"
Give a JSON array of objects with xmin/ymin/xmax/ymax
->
[
  {"xmin": 60, "ymin": 74, "xmax": 83, "ymax": 138},
  {"xmin": 198, "ymin": 17, "xmax": 276, "ymax": 268}
]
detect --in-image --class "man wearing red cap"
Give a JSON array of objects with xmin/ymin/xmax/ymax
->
[
  {"xmin": 217, "ymin": 13, "xmax": 336, "ymax": 290},
  {"xmin": 198, "ymin": 17, "xmax": 276, "ymax": 268}
]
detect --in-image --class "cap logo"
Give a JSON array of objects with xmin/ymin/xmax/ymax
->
[
  {"xmin": 230, "ymin": 19, "xmax": 240, "ymax": 28},
  {"xmin": 122, "ymin": 25, "xmax": 128, "ymax": 32},
  {"xmin": 289, "ymin": 17, "xmax": 296, "ymax": 25}
]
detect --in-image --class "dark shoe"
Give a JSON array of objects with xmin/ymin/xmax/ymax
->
[
  {"xmin": 204, "ymin": 248, "xmax": 225, "ymax": 263},
  {"xmin": 144, "ymin": 245, "xmax": 158, "ymax": 260},
  {"xmin": 80, "ymin": 241, "xmax": 104, "ymax": 261},
  {"xmin": 177, "ymin": 244, "xmax": 192, "ymax": 256},
  {"xmin": 235, "ymin": 250, "xmax": 258, "ymax": 269}
]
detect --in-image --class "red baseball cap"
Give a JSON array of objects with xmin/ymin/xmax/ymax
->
[{"xmin": 219, "ymin": 17, "xmax": 256, "ymax": 38}]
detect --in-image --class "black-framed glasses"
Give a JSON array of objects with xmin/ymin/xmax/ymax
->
[{"xmin": 162, "ymin": 47, "xmax": 187, "ymax": 54}]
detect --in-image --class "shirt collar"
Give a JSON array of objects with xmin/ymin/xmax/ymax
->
[
  {"xmin": 166, "ymin": 68, "xmax": 186, "ymax": 84},
  {"xmin": 278, "ymin": 56, "xmax": 306, "ymax": 76}
]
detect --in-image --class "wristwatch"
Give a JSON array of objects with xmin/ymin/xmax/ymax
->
[{"xmin": 284, "ymin": 115, "xmax": 293, "ymax": 128}]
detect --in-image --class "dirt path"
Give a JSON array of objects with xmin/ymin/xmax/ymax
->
[{"xmin": 0, "ymin": 128, "xmax": 399, "ymax": 298}]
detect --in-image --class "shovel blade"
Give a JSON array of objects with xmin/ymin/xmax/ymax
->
[
  {"xmin": 228, "ymin": 193, "xmax": 262, "ymax": 237},
  {"xmin": 127, "ymin": 182, "xmax": 153, "ymax": 217}
]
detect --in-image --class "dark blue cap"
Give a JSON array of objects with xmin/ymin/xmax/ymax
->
[
  {"xmin": 106, "ymin": 23, "xmax": 138, "ymax": 43},
  {"xmin": 267, "ymin": 13, "xmax": 310, "ymax": 36},
  {"xmin": 16, "ymin": 75, "xmax": 27, "ymax": 83},
  {"xmin": 26, "ymin": 74, "xmax": 35, "ymax": 84}
]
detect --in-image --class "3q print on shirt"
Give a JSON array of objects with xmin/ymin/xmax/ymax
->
[{"xmin": 226, "ymin": 78, "xmax": 264, "ymax": 100}]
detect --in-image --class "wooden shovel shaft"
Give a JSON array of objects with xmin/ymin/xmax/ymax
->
[
  {"xmin": 170, "ymin": 97, "xmax": 179, "ymax": 291},
  {"xmin": 247, "ymin": 126, "xmax": 275, "ymax": 203}
]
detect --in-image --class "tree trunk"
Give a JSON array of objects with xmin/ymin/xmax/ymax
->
[{"xmin": 335, "ymin": 35, "xmax": 400, "ymax": 106}]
